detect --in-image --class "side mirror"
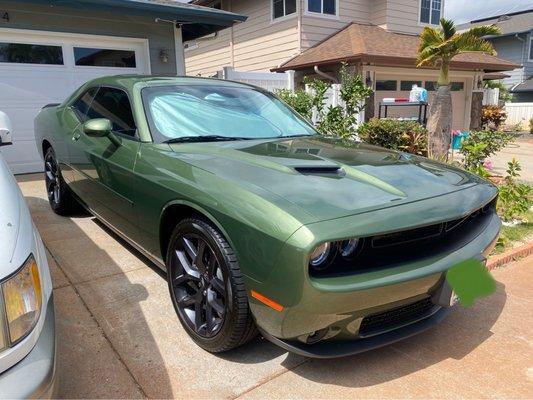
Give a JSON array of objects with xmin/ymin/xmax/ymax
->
[
  {"xmin": 82, "ymin": 118, "xmax": 121, "ymax": 146},
  {"xmin": 83, "ymin": 118, "xmax": 112, "ymax": 137},
  {"xmin": 0, "ymin": 111, "xmax": 13, "ymax": 146}
]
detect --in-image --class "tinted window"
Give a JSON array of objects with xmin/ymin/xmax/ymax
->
[
  {"xmin": 401, "ymin": 80, "xmax": 422, "ymax": 91},
  {"xmin": 530, "ymin": 39, "xmax": 533, "ymax": 60},
  {"xmin": 376, "ymin": 80, "xmax": 397, "ymax": 91},
  {"xmin": 323, "ymin": 0, "xmax": 336, "ymax": 15},
  {"xmin": 74, "ymin": 47, "xmax": 136, "ymax": 68},
  {"xmin": 425, "ymin": 81, "xmax": 437, "ymax": 91},
  {"xmin": 273, "ymin": 0, "xmax": 297, "ymax": 19},
  {"xmin": 451, "ymin": 82, "xmax": 464, "ymax": 91},
  {"xmin": 308, "ymin": 0, "xmax": 321, "ymax": 13},
  {"xmin": 420, "ymin": 0, "xmax": 431, "ymax": 23},
  {"xmin": 87, "ymin": 87, "xmax": 136, "ymax": 136},
  {"xmin": 0, "ymin": 43, "xmax": 63, "ymax": 65},
  {"xmin": 72, "ymin": 87, "xmax": 98, "ymax": 122}
]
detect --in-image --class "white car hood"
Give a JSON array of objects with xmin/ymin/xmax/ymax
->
[{"xmin": 0, "ymin": 153, "xmax": 22, "ymax": 274}]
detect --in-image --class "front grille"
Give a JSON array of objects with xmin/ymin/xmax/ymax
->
[
  {"xmin": 359, "ymin": 297, "xmax": 437, "ymax": 337},
  {"xmin": 309, "ymin": 197, "xmax": 497, "ymax": 277}
]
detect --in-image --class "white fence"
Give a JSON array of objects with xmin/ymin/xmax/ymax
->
[
  {"xmin": 483, "ymin": 88, "xmax": 499, "ymax": 105},
  {"xmin": 217, "ymin": 66, "xmax": 294, "ymax": 92},
  {"xmin": 504, "ymin": 102, "xmax": 533, "ymax": 128}
]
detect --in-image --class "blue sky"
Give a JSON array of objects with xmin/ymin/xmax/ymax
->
[{"xmin": 444, "ymin": 0, "xmax": 533, "ymax": 23}]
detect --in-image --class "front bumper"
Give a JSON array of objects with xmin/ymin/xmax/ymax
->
[
  {"xmin": 259, "ymin": 306, "xmax": 452, "ymax": 358},
  {"xmin": 0, "ymin": 295, "xmax": 57, "ymax": 399}
]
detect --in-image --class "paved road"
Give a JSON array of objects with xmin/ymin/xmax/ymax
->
[{"xmin": 17, "ymin": 174, "xmax": 533, "ymax": 399}]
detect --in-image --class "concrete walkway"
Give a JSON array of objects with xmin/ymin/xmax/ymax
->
[
  {"xmin": 489, "ymin": 134, "xmax": 533, "ymax": 183},
  {"xmin": 17, "ymin": 174, "xmax": 533, "ymax": 399}
]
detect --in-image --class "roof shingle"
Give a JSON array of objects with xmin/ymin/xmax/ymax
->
[{"xmin": 273, "ymin": 23, "xmax": 520, "ymax": 72}]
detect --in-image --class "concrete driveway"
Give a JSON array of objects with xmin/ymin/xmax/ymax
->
[
  {"xmin": 489, "ymin": 134, "xmax": 533, "ymax": 183},
  {"xmin": 17, "ymin": 173, "xmax": 533, "ymax": 399}
]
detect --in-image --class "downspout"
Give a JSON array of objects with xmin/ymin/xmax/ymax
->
[
  {"xmin": 515, "ymin": 33, "xmax": 526, "ymax": 83},
  {"xmin": 314, "ymin": 65, "xmax": 339, "ymax": 83}
]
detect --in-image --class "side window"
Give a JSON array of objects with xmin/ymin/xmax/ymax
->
[
  {"xmin": 87, "ymin": 87, "xmax": 137, "ymax": 137},
  {"xmin": 72, "ymin": 87, "xmax": 98, "ymax": 122}
]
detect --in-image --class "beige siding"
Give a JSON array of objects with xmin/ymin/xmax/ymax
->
[
  {"xmin": 300, "ymin": 0, "xmax": 370, "ymax": 50},
  {"xmin": 370, "ymin": 0, "xmax": 388, "ymax": 27},
  {"xmin": 185, "ymin": 27, "xmax": 232, "ymax": 76},
  {"xmin": 385, "ymin": 0, "xmax": 422, "ymax": 34},
  {"xmin": 232, "ymin": 0, "xmax": 299, "ymax": 71},
  {"xmin": 185, "ymin": 0, "xmax": 299, "ymax": 75}
]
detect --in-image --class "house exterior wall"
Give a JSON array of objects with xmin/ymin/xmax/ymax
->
[
  {"xmin": 185, "ymin": 0, "xmax": 299, "ymax": 76},
  {"xmin": 184, "ymin": 0, "xmax": 437, "ymax": 75},
  {"xmin": 490, "ymin": 34, "xmax": 527, "ymax": 88},
  {"xmin": 0, "ymin": 1, "xmax": 178, "ymax": 75}
]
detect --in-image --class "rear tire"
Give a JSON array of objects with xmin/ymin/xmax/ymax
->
[
  {"xmin": 166, "ymin": 217, "xmax": 257, "ymax": 353},
  {"xmin": 44, "ymin": 147, "xmax": 78, "ymax": 215}
]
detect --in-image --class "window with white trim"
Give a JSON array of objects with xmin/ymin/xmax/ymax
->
[
  {"xmin": 420, "ymin": 0, "xmax": 441, "ymax": 25},
  {"xmin": 529, "ymin": 37, "xmax": 533, "ymax": 61},
  {"xmin": 307, "ymin": 0, "xmax": 336, "ymax": 16},
  {"xmin": 273, "ymin": 0, "xmax": 297, "ymax": 19}
]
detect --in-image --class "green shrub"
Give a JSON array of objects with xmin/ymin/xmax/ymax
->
[
  {"xmin": 357, "ymin": 118, "xmax": 428, "ymax": 156},
  {"xmin": 275, "ymin": 89, "xmax": 314, "ymax": 120},
  {"xmin": 459, "ymin": 129, "xmax": 515, "ymax": 174},
  {"xmin": 529, "ymin": 117, "xmax": 533, "ymax": 134},
  {"xmin": 497, "ymin": 159, "xmax": 533, "ymax": 222}
]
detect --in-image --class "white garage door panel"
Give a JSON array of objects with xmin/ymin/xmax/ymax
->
[{"xmin": 0, "ymin": 29, "xmax": 150, "ymax": 174}]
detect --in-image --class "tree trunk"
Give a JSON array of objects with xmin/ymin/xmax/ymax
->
[{"xmin": 427, "ymin": 85, "xmax": 452, "ymax": 160}]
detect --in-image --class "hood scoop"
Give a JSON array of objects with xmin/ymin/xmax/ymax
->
[{"xmin": 294, "ymin": 166, "xmax": 345, "ymax": 176}]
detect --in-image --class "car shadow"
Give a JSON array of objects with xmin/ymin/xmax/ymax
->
[
  {"xmin": 286, "ymin": 281, "xmax": 506, "ymax": 388},
  {"xmin": 20, "ymin": 191, "xmax": 174, "ymax": 398}
]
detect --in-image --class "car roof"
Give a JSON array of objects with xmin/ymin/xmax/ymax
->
[{"xmin": 85, "ymin": 75, "xmax": 257, "ymax": 91}]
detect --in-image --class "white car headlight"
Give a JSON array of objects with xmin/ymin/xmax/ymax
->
[{"xmin": 1, "ymin": 255, "xmax": 42, "ymax": 345}]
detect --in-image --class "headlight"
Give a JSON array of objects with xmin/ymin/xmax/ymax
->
[
  {"xmin": 1, "ymin": 255, "xmax": 42, "ymax": 345},
  {"xmin": 309, "ymin": 242, "xmax": 333, "ymax": 270},
  {"xmin": 339, "ymin": 238, "xmax": 360, "ymax": 259}
]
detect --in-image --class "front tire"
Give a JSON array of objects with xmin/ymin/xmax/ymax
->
[
  {"xmin": 166, "ymin": 218, "xmax": 257, "ymax": 353},
  {"xmin": 44, "ymin": 147, "xmax": 78, "ymax": 215}
]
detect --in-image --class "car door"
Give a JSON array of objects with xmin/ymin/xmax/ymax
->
[
  {"xmin": 69, "ymin": 86, "xmax": 140, "ymax": 241},
  {"xmin": 62, "ymin": 87, "xmax": 99, "ymax": 189}
]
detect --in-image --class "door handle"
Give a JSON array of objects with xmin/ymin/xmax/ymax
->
[{"xmin": 72, "ymin": 132, "xmax": 80, "ymax": 141}]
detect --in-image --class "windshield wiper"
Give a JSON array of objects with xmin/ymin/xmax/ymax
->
[{"xmin": 163, "ymin": 135, "xmax": 252, "ymax": 143}]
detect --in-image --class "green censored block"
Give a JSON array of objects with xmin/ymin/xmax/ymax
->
[{"xmin": 446, "ymin": 259, "xmax": 496, "ymax": 307}]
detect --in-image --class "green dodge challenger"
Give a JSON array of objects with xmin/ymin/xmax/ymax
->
[{"xmin": 34, "ymin": 76, "xmax": 500, "ymax": 357}]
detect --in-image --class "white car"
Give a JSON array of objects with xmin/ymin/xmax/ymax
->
[{"xmin": 0, "ymin": 111, "xmax": 56, "ymax": 398}]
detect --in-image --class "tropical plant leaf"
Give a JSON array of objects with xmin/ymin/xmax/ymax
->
[{"xmin": 439, "ymin": 18, "xmax": 456, "ymax": 40}]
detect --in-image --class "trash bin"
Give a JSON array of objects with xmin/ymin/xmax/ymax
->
[{"xmin": 452, "ymin": 131, "xmax": 468, "ymax": 150}]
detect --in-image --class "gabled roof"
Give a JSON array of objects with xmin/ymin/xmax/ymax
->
[
  {"xmin": 457, "ymin": 9, "xmax": 533, "ymax": 36},
  {"xmin": 272, "ymin": 23, "xmax": 520, "ymax": 73}
]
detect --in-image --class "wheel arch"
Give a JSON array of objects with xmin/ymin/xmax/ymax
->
[
  {"xmin": 159, "ymin": 200, "xmax": 237, "ymax": 263},
  {"xmin": 42, "ymin": 139, "xmax": 52, "ymax": 157}
]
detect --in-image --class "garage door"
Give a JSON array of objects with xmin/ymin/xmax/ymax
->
[
  {"xmin": 374, "ymin": 75, "xmax": 467, "ymax": 131},
  {"xmin": 0, "ymin": 29, "xmax": 150, "ymax": 174}
]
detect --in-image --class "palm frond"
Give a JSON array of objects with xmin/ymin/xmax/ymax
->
[
  {"xmin": 453, "ymin": 31, "xmax": 497, "ymax": 55},
  {"xmin": 439, "ymin": 18, "xmax": 456, "ymax": 40},
  {"xmin": 466, "ymin": 24, "xmax": 502, "ymax": 38},
  {"xmin": 416, "ymin": 46, "xmax": 441, "ymax": 67}
]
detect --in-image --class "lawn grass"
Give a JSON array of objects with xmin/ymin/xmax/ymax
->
[{"xmin": 493, "ymin": 209, "xmax": 533, "ymax": 254}]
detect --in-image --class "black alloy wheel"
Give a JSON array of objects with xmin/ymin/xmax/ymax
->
[
  {"xmin": 166, "ymin": 218, "xmax": 257, "ymax": 352},
  {"xmin": 44, "ymin": 147, "xmax": 78, "ymax": 215},
  {"xmin": 171, "ymin": 233, "xmax": 227, "ymax": 337}
]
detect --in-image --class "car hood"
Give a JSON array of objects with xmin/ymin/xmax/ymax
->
[
  {"xmin": 0, "ymin": 153, "xmax": 22, "ymax": 274},
  {"xmin": 169, "ymin": 136, "xmax": 487, "ymax": 222}
]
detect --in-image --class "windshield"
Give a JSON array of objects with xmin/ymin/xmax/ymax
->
[{"xmin": 142, "ymin": 84, "xmax": 317, "ymax": 142}]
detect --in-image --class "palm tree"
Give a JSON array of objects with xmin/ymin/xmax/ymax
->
[{"xmin": 417, "ymin": 19, "xmax": 501, "ymax": 160}]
